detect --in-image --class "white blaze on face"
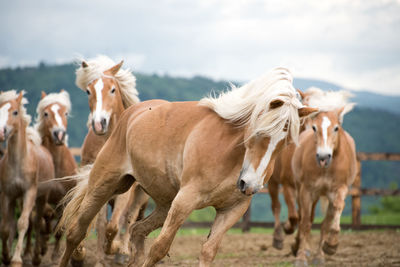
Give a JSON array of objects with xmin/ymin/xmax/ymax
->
[
  {"xmin": 318, "ymin": 116, "xmax": 333, "ymax": 155},
  {"xmin": 241, "ymin": 130, "xmax": 286, "ymax": 191},
  {"xmin": 50, "ymin": 104, "xmax": 64, "ymax": 129},
  {"xmin": 94, "ymin": 78, "xmax": 104, "ymax": 121},
  {"xmin": 0, "ymin": 103, "xmax": 11, "ymax": 128}
]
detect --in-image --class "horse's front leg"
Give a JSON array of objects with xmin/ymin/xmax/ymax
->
[
  {"xmin": 322, "ymin": 186, "xmax": 347, "ymax": 256},
  {"xmin": 11, "ymin": 186, "xmax": 37, "ymax": 267},
  {"xmin": 142, "ymin": 187, "xmax": 200, "ymax": 267},
  {"xmin": 32, "ymin": 195, "xmax": 47, "ymax": 266},
  {"xmin": 199, "ymin": 198, "xmax": 251, "ymax": 267},
  {"xmin": 282, "ymin": 183, "xmax": 298, "ymax": 234},
  {"xmin": 268, "ymin": 180, "xmax": 284, "ymax": 250},
  {"xmin": 294, "ymin": 184, "xmax": 313, "ymax": 267}
]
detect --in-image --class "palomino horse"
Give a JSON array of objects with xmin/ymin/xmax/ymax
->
[
  {"xmin": 268, "ymin": 89, "xmax": 315, "ymax": 250},
  {"xmin": 35, "ymin": 90, "xmax": 78, "ymax": 260},
  {"xmin": 74, "ymin": 55, "xmax": 154, "ymax": 266},
  {"xmin": 291, "ymin": 88, "xmax": 357, "ymax": 266},
  {"xmin": 57, "ymin": 68, "xmax": 317, "ymax": 267},
  {"xmin": 0, "ymin": 90, "xmax": 54, "ymax": 267}
]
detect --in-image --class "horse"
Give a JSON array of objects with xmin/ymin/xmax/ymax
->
[
  {"xmin": 34, "ymin": 89, "xmax": 78, "ymax": 261},
  {"xmin": 57, "ymin": 67, "xmax": 318, "ymax": 267},
  {"xmin": 73, "ymin": 55, "xmax": 154, "ymax": 266},
  {"xmin": 267, "ymin": 88, "xmax": 315, "ymax": 250},
  {"xmin": 290, "ymin": 88, "xmax": 357, "ymax": 266},
  {"xmin": 0, "ymin": 90, "xmax": 55, "ymax": 267}
]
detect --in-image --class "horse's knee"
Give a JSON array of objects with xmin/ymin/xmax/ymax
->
[
  {"xmin": 105, "ymin": 222, "xmax": 118, "ymax": 241},
  {"xmin": 200, "ymin": 244, "xmax": 217, "ymax": 264}
]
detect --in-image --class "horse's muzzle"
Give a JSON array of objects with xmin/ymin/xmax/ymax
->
[
  {"xmin": 316, "ymin": 153, "xmax": 332, "ymax": 168},
  {"xmin": 52, "ymin": 129, "xmax": 66, "ymax": 145},
  {"xmin": 237, "ymin": 169, "xmax": 259, "ymax": 196},
  {"xmin": 92, "ymin": 117, "xmax": 108, "ymax": 135},
  {"xmin": 0, "ymin": 127, "xmax": 9, "ymax": 142}
]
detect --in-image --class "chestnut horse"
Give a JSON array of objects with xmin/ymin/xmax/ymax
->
[
  {"xmin": 291, "ymin": 89, "xmax": 357, "ymax": 266},
  {"xmin": 74, "ymin": 55, "xmax": 152, "ymax": 266},
  {"xmin": 57, "ymin": 68, "xmax": 317, "ymax": 267},
  {"xmin": 0, "ymin": 90, "xmax": 54, "ymax": 267},
  {"xmin": 35, "ymin": 90, "xmax": 78, "ymax": 260}
]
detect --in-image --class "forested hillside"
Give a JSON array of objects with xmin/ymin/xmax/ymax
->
[{"xmin": 1, "ymin": 63, "xmax": 399, "ymax": 217}]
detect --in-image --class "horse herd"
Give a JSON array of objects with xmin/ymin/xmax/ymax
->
[{"xmin": 0, "ymin": 55, "xmax": 357, "ymax": 267}]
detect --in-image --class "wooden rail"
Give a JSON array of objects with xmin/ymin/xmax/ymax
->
[{"xmin": 70, "ymin": 148, "xmax": 400, "ymax": 230}]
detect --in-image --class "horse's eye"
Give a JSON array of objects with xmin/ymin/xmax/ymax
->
[
  {"xmin": 13, "ymin": 110, "xmax": 18, "ymax": 116},
  {"xmin": 312, "ymin": 125, "xmax": 317, "ymax": 132},
  {"xmin": 44, "ymin": 112, "xmax": 48, "ymax": 117},
  {"xmin": 86, "ymin": 90, "xmax": 91, "ymax": 95},
  {"xmin": 65, "ymin": 112, "xmax": 69, "ymax": 116},
  {"xmin": 334, "ymin": 126, "xmax": 339, "ymax": 132},
  {"xmin": 110, "ymin": 87, "xmax": 115, "ymax": 94}
]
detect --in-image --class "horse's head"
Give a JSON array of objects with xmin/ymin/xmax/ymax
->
[
  {"xmin": 0, "ymin": 91, "xmax": 25, "ymax": 142},
  {"xmin": 237, "ymin": 99, "xmax": 318, "ymax": 195},
  {"xmin": 310, "ymin": 103, "xmax": 354, "ymax": 168},
  {"xmin": 39, "ymin": 90, "xmax": 70, "ymax": 145},
  {"xmin": 84, "ymin": 60, "xmax": 124, "ymax": 135}
]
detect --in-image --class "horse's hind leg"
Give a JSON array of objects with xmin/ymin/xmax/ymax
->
[
  {"xmin": 269, "ymin": 180, "xmax": 284, "ymax": 250},
  {"xmin": 1, "ymin": 193, "xmax": 14, "ymax": 265},
  {"xmin": 128, "ymin": 202, "xmax": 168, "ymax": 267},
  {"xmin": 59, "ymin": 172, "xmax": 134, "ymax": 267},
  {"xmin": 105, "ymin": 190, "xmax": 131, "ymax": 255},
  {"xmin": 313, "ymin": 200, "xmax": 334, "ymax": 265},
  {"xmin": 11, "ymin": 187, "xmax": 36, "ymax": 267},
  {"xmin": 282, "ymin": 183, "xmax": 298, "ymax": 234},
  {"xmin": 199, "ymin": 199, "xmax": 251, "ymax": 267},
  {"xmin": 142, "ymin": 187, "xmax": 200, "ymax": 267},
  {"xmin": 115, "ymin": 184, "xmax": 149, "ymax": 265}
]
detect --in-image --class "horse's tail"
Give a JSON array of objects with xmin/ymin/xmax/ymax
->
[
  {"xmin": 320, "ymin": 196, "xmax": 329, "ymax": 216},
  {"xmin": 56, "ymin": 164, "xmax": 94, "ymax": 234}
]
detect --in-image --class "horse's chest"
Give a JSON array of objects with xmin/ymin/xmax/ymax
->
[
  {"xmin": 313, "ymin": 175, "xmax": 334, "ymax": 194},
  {"xmin": 3, "ymin": 174, "xmax": 29, "ymax": 197}
]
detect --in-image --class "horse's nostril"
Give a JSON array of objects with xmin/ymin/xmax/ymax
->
[
  {"xmin": 101, "ymin": 118, "xmax": 107, "ymax": 125},
  {"xmin": 239, "ymin": 179, "xmax": 246, "ymax": 191},
  {"xmin": 328, "ymin": 154, "xmax": 332, "ymax": 159}
]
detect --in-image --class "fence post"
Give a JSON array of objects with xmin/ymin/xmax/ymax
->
[
  {"xmin": 352, "ymin": 160, "xmax": 361, "ymax": 229},
  {"xmin": 242, "ymin": 204, "xmax": 251, "ymax": 232}
]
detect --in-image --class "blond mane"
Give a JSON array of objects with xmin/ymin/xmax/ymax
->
[
  {"xmin": 0, "ymin": 90, "xmax": 41, "ymax": 146},
  {"xmin": 304, "ymin": 87, "xmax": 355, "ymax": 117},
  {"xmin": 75, "ymin": 55, "xmax": 140, "ymax": 108},
  {"xmin": 35, "ymin": 90, "xmax": 71, "ymax": 139},
  {"xmin": 200, "ymin": 67, "xmax": 303, "ymax": 144}
]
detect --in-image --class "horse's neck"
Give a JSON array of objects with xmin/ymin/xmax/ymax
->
[
  {"xmin": 108, "ymin": 98, "xmax": 125, "ymax": 134},
  {"xmin": 42, "ymin": 135, "xmax": 76, "ymax": 177},
  {"xmin": 7, "ymin": 123, "xmax": 28, "ymax": 165}
]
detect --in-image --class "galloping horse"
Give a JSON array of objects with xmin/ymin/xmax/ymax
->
[
  {"xmin": 74, "ymin": 55, "xmax": 154, "ymax": 266},
  {"xmin": 0, "ymin": 90, "xmax": 54, "ymax": 267},
  {"xmin": 35, "ymin": 90, "xmax": 77, "ymax": 260},
  {"xmin": 57, "ymin": 68, "xmax": 317, "ymax": 267},
  {"xmin": 291, "ymin": 88, "xmax": 357, "ymax": 266}
]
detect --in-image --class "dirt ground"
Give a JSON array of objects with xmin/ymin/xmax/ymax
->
[{"xmin": 35, "ymin": 230, "xmax": 400, "ymax": 267}]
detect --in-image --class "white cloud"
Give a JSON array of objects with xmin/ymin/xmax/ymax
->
[{"xmin": 0, "ymin": 0, "xmax": 399, "ymax": 94}]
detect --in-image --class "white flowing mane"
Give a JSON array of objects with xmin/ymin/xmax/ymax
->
[
  {"xmin": 304, "ymin": 87, "xmax": 355, "ymax": 115},
  {"xmin": 0, "ymin": 90, "xmax": 41, "ymax": 146},
  {"xmin": 35, "ymin": 90, "xmax": 71, "ymax": 138},
  {"xmin": 199, "ymin": 67, "xmax": 303, "ymax": 144},
  {"xmin": 75, "ymin": 55, "xmax": 140, "ymax": 108}
]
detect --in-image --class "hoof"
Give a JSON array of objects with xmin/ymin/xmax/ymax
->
[
  {"xmin": 294, "ymin": 259, "xmax": 308, "ymax": 267},
  {"xmin": 32, "ymin": 256, "xmax": 42, "ymax": 266},
  {"xmin": 312, "ymin": 257, "xmax": 325, "ymax": 266},
  {"xmin": 71, "ymin": 258, "xmax": 84, "ymax": 267},
  {"xmin": 283, "ymin": 224, "xmax": 295, "ymax": 235},
  {"xmin": 114, "ymin": 253, "xmax": 130, "ymax": 265},
  {"xmin": 272, "ymin": 237, "xmax": 284, "ymax": 250},
  {"xmin": 10, "ymin": 261, "xmax": 23, "ymax": 267},
  {"xmin": 322, "ymin": 241, "xmax": 338, "ymax": 256},
  {"xmin": 51, "ymin": 251, "xmax": 61, "ymax": 263}
]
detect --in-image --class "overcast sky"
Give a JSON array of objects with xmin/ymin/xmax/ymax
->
[{"xmin": 1, "ymin": 0, "xmax": 399, "ymax": 95}]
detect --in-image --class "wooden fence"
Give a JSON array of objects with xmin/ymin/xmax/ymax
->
[{"xmin": 71, "ymin": 149, "xmax": 400, "ymax": 231}]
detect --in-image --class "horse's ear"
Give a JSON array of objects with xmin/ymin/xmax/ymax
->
[
  {"xmin": 298, "ymin": 107, "xmax": 318, "ymax": 118},
  {"xmin": 82, "ymin": 61, "xmax": 88, "ymax": 68},
  {"xmin": 16, "ymin": 91, "xmax": 24, "ymax": 105},
  {"xmin": 336, "ymin": 103, "xmax": 355, "ymax": 124},
  {"xmin": 269, "ymin": 99, "xmax": 284, "ymax": 110},
  {"xmin": 60, "ymin": 89, "xmax": 65, "ymax": 93},
  {"xmin": 107, "ymin": 60, "xmax": 124, "ymax": 76},
  {"xmin": 41, "ymin": 91, "xmax": 47, "ymax": 99},
  {"xmin": 296, "ymin": 89, "xmax": 306, "ymax": 101}
]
